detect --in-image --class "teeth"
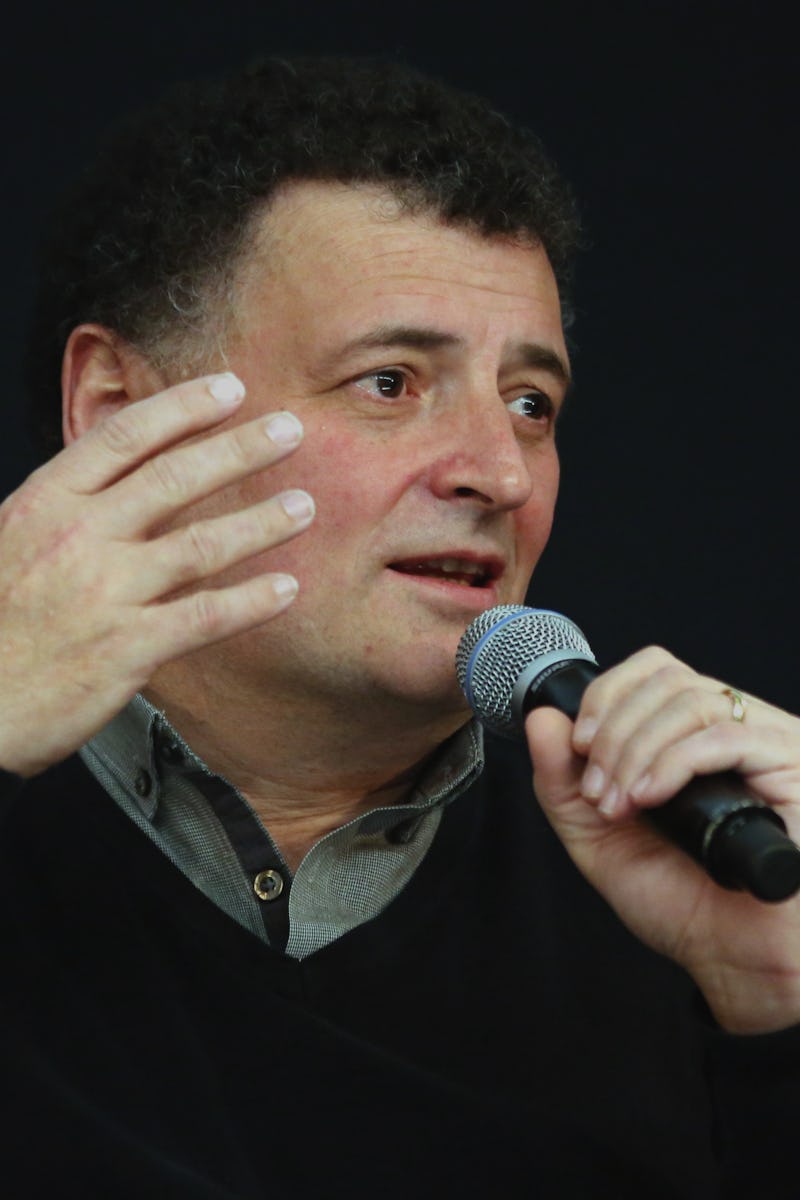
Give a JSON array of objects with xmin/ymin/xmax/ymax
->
[
  {"xmin": 422, "ymin": 558, "xmax": 484, "ymax": 575},
  {"xmin": 397, "ymin": 558, "xmax": 489, "ymax": 585}
]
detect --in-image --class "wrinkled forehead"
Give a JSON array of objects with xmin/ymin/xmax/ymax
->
[{"xmin": 233, "ymin": 181, "xmax": 565, "ymax": 351}]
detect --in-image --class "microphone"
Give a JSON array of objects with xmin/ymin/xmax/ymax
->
[{"xmin": 456, "ymin": 604, "xmax": 800, "ymax": 903}]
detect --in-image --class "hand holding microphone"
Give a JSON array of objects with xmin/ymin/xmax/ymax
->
[{"xmin": 457, "ymin": 605, "xmax": 800, "ymax": 902}]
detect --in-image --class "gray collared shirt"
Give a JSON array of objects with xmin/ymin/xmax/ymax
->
[{"xmin": 80, "ymin": 696, "xmax": 484, "ymax": 959}]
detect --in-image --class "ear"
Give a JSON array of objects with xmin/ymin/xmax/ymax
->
[{"xmin": 61, "ymin": 324, "xmax": 166, "ymax": 446}]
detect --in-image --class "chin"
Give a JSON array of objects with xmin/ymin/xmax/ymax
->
[{"xmin": 376, "ymin": 649, "xmax": 471, "ymax": 715}]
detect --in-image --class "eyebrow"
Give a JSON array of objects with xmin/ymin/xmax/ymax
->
[{"xmin": 334, "ymin": 324, "xmax": 572, "ymax": 388}]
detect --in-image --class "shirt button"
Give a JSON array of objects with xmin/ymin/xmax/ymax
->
[
  {"xmin": 134, "ymin": 769, "xmax": 152, "ymax": 798},
  {"xmin": 253, "ymin": 868, "xmax": 285, "ymax": 902}
]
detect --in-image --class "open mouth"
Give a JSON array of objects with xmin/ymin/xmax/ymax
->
[{"xmin": 388, "ymin": 557, "xmax": 500, "ymax": 588}]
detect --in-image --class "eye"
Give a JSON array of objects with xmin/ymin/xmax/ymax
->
[
  {"xmin": 354, "ymin": 369, "xmax": 407, "ymax": 400},
  {"xmin": 508, "ymin": 391, "xmax": 554, "ymax": 422}
]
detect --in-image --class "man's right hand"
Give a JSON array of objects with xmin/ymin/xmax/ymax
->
[{"xmin": 0, "ymin": 372, "xmax": 313, "ymax": 777}]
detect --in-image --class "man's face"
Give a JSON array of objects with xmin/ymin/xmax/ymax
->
[{"xmin": 197, "ymin": 182, "xmax": 569, "ymax": 722}]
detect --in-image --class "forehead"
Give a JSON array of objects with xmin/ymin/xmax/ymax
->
[{"xmin": 234, "ymin": 181, "xmax": 566, "ymax": 356}]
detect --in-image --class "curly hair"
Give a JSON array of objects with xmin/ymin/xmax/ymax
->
[{"xmin": 25, "ymin": 55, "xmax": 580, "ymax": 458}]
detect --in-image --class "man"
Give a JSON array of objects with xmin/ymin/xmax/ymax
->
[{"xmin": 2, "ymin": 57, "xmax": 800, "ymax": 1196}]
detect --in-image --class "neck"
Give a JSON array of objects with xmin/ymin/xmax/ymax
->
[{"xmin": 145, "ymin": 658, "xmax": 467, "ymax": 872}]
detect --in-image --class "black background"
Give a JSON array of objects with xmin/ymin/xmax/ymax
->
[{"xmin": 3, "ymin": 0, "xmax": 798, "ymax": 709}]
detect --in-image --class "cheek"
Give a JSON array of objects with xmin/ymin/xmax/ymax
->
[
  {"xmin": 301, "ymin": 431, "xmax": 374, "ymax": 531},
  {"xmin": 249, "ymin": 429, "xmax": 400, "ymax": 576},
  {"xmin": 296, "ymin": 428, "xmax": 414, "ymax": 531},
  {"xmin": 515, "ymin": 454, "xmax": 559, "ymax": 570}
]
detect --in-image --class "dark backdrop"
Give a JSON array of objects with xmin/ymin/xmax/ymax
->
[{"xmin": 4, "ymin": 1, "xmax": 797, "ymax": 709}]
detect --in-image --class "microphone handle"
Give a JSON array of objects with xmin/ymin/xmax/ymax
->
[{"xmin": 523, "ymin": 663, "xmax": 800, "ymax": 903}]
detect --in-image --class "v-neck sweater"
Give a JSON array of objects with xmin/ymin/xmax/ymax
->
[{"xmin": 2, "ymin": 742, "xmax": 798, "ymax": 1197}]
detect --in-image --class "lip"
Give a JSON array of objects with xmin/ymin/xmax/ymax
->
[
  {"xmin": 388, "ymin": 552, "xmax": 505, "ymax": 583},
  {"xmin": 387, "ymin": 570, "xmax": 502, "ymax": 610},
  {"xmin": 385, "ymin": 552, "xmax": 506, "ymax": 611}
]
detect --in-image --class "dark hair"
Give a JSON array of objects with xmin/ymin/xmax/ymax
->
[{"xmin": 25, "ymin": 55, "xmax": 580, "ymax": 458}]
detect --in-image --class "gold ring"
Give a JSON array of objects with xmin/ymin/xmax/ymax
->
[{"xmin": 723, "ymin": 687, "xmax": 748, "ymax": 722}]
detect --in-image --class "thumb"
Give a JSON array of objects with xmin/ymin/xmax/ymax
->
[
  {"xmin": 524, "ymin": 706, "xmax": 614, "ymax": 880},
  {"xmin": 525, "ymin": 706, "xmax": 584, "ymax": 811},
  {"xmin": 525, "ymin": 707, "xmax": 691, "ymax": 922}
]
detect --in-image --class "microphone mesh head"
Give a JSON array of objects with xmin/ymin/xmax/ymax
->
[{"xmin": 455, "ymin": 605, "xmax": 595, "ymax": 737}]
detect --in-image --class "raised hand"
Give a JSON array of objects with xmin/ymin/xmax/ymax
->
[{"xmin": 0, "ymin": 373, "xmax": 313, "ymax": 777}]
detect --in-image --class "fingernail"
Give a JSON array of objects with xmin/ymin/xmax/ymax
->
[
  {"xmin": 598, "ymin": 783, "xmax": 620, "ymax": 818},
  {"xmin": 273, "ymin": 574, "xmax": 299, "ymax": 601},
  {"xmin": 208, "ymin": 372, "xmax": 246, "ymax": 406},
  {"xmin": 581, "ymin": 763, "xmax": 605, "ymax": 799},
  {"xmin": 280, "ymin": 489, "xmax": 315, "ymax": 522},
  {"xmin": 573, "ymin": 717, "xmax": 598, "ymax": 748},
  {"xmin": 266, "ymin": 412, "xmax": 303, "ymax": 446},
  {"xmin": 630, "ymin": 773, "xmax": 651, "ymax": 801}
]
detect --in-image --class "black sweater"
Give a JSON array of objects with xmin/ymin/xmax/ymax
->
[{"xmin": 1, "ymin": 742, "xmax": 797, "ymax": 1197}]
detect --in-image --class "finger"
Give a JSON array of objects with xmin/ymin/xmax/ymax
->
[
  {"xmin": 51, "ymin": 373, "xmax": 247, "ymax": 494},
  {"xmin": 124, "ymin": 488, "xmax": 315, "ymax": 602},
  {"xmin": 141, "ymin": 571, "xmax": 300, "ymax": 663},
  {"xmin": 572, "ymin": 645, "xmax": 682, "ymax": 752},
  {"xmin": 606, "ymin": 688, "xmax": 762, "ymax": 813},
  {"xmin": 102, "ymin": 409, "xmax": 304, "ymax": 536},
  {"xmin": 580, "ymin": 673, "xmax": 735, "ymax": 816},
  {"xmin": 631, "ymin": 719, "xmax": 800, "ymax": 814}
]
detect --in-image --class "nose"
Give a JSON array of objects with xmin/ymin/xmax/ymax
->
[{"xmin": 426, "ymin": 395, "xmax": 535, "ymax": 512}]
